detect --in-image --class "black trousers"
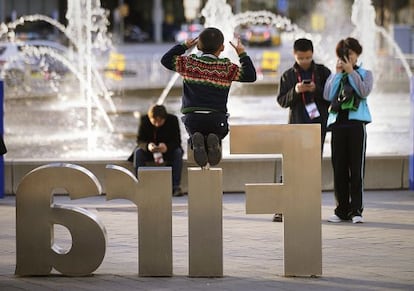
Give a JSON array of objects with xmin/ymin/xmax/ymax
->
[
  {"xmin": 181, "ymin": 112, "xmax": 229, "ymax": 140},
  {"xmin": 0, "ymin": 136, "xmax": 6, "ymax": 155},
  {"xmin": 331, "ymin": 123, "xmax": 366, "ymax": 219}
]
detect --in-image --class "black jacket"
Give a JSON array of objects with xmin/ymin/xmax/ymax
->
[
  {"xmin": 127, "ymin": 114, "xmax": 182, "ymax": 162},
  {"xmin": 277, "ymin": 62, "xmax": 331, "ymax": 126}
]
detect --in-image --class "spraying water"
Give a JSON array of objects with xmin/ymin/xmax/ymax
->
[
  {"xmin": 351, "ymin": 0, "xmax": 412, "ymax": 78},
  {"xmin": 0, "ymin": 0, "xmax": 117, "ymax": 152}
]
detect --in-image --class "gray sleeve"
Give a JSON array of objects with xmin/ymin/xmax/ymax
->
[
  {"xmin": 323, "ymin": 74, "xmax": 336, "ymax": 101},
  {"xmin": 349, "ymin": 69, "xmax": 373, "ymax": 98}
]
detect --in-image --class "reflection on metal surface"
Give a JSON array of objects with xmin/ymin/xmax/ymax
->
[
  {"xmin": 15, "ymin": 163, "xmax": 106, "ymax": 276},
  {"xmin": 105, "ymin": 165, "xmax": 172, "ymax": 276},
  {"xmin": 188, "ymin": 168, "xmax": 223, "ymax": 277},
  {"xmin": 230, "ymin": 124, "xmax": 322, "ymax": 277}
]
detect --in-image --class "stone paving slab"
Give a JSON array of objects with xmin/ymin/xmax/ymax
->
[{"xmin": 0, "ymin": 190, "xmax": 413, "ymax": 290}]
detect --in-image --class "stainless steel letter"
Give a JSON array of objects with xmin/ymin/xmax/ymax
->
[
  {"xmin": 105, "ymin": 165, "xmax": 172, "ymax": 276},
  {"xmin": 230, "ymin": 124, "xmax": 322, "ymax": 277},
  {"xmin": 15, "ymin": 163, "xmax": 106, "ymax": 276},
  {"xmin": 188, "ymin": 168, "xmax": 223, "ymax": 277}
]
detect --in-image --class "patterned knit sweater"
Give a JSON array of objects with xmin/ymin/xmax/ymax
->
[{"xmin": 161, "ymin": 44, "xmax": 257, "ymax": 113}]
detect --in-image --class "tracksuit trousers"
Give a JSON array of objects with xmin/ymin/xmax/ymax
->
[{"xmin": 331, "ymin": 123, "xmax": 366, "ymax": 219}]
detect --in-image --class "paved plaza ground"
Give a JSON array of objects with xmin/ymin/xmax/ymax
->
[{"xmin": 0, "ymin": 190, "xmax": 413, "ymax": 290}]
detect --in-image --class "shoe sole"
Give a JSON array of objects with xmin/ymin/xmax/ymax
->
[
  {"xmin": 192, "ymin": 132, "xmax": 208, "ymax": 167},
  {"xmin": 327, "ymin": 219, "xmax": 342, "ymax": 223},
  {"xmin": 207, "ymin": 133, "xmax": 221, "ymax": 166},
  {"xmin": 352, "ymin": 217, "xmax": 364, "ymax": 223},
  {"xmin": 328, "ymin": 214, "xmax": 344, "ymax": 223}
]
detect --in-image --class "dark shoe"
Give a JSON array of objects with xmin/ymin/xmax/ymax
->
[
  {"xmin": 192, "ymin": 132, "xmax": 208, "ymax": 167},
  {"xmin": 272, "ymin": 213, "xmax": 283, "ymax": 222},
  {"xmin": 206, "ymin": 133, "xmax": 221, "ymax": 166},
  {"xmin": 173, "ymin": 187, "xmax": 183, "ymax": 197}
]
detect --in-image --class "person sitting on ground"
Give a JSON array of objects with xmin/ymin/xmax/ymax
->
[
  {"xmin": 160, "ymin": 27, "xmax": 257, "ymax": 167},
  {"xmin": 128, "ymin": 104, "xmax": 184, "ymax": 196}
]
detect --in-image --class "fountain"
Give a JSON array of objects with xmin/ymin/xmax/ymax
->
[
  {"xmin": 350, "ymin": 1, "xmax": 413, "ymax": 190},
  {"xmin": 1, "ymin": 0, "xmax": 117, "ymax": 157}
]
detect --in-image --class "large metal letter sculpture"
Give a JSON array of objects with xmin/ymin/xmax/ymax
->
[
  {"xmin": 188, "ymin": 168, "xmax": 223, "ymax": 277},
  {"xmin": 230, "ymin": 124, "xmax": 322, "ymax": 277},
  {"xmin": 15, "ymin": 163, "xmax": 106, "ymax": 276},
  {"xmin": 105, "ymin": 165, "xmax": 172, "ymax": 276}
]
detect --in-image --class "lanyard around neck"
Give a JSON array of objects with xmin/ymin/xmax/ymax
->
[{"xmin": 296, "ymin": 71, "xmax": 315, "ymax": 104}]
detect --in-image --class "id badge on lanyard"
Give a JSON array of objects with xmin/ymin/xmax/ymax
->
[
  {"xmin": 305, "ymin": 102, "xmax": 320, "ymax": 119},
  {"xmin": 297, "ymin": 72, "xmax": 320, "ymax": 120}
]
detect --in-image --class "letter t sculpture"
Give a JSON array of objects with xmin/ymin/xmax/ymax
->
[{"xmin": 230, "ymin": 124, "xmax": 322, "ymax": 277}]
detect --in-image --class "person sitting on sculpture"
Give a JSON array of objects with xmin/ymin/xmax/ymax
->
[
  {"xmin": 128, "ymin": 104, "xmax": 184, "ymax": 196},
  {"xmin": 160, "ymin": 27, "xmax": 257, "ymax": 167}
]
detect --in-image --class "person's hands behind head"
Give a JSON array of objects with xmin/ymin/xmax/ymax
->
[
  {"xmin": 185, "ymin": 38, "xmax": 198, "ymax": 49},
  {"xmin": 230, "ymin": 37, "xmax": 245, "ymax": 55}
]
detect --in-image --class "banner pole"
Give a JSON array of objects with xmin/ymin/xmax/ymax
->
[
  {"xmin": 410, "ymin": 76, "xmax": 414, "ymax": 190},
  {"xmin": 0, "ymin": 80, "xmax": 4, "ymax": 198}
]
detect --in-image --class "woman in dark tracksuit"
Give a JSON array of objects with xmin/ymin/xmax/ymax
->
[{"xmin": 324, "ymin": 37, "xmax": 373, "ymax": 224}]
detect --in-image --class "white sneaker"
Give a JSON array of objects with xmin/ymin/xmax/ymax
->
[
  {"xmin": 328, "ymin": 214, "xmax": 342, "ymax": 223},
  {"xmin": 352, "ymin": 216, "xmax": 364, "ymax": 224}
]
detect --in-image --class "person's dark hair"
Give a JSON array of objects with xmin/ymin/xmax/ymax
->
[
  {"xmin": 148, "ymin": 104, "xmax": 167, "ymax": 119},
  {"xmin": 197, "ymin": 27, "xmax": 224, "ymax": 54},
  {"xmin": 336, "ymin": 37, "xmax": 363, "ymax": 59},
  {"xmin": 293, "ymin": 38, "xmax": 313, "ymax": 52}
]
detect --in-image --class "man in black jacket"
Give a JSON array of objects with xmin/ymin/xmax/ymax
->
[
  {"xmin": 277, "ymin": 38, "xmax": 331, "ymax": 148},
  {"xmin": 130, "ymin": 104, "xmax": 184, "ymax": 196},
  {"xmin": 274, "ymin": 38, "xmax": 331, "ymax": 221}
]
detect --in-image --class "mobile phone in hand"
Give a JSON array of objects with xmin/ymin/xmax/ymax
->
[{"xmin": 302, "ymin": 79, "xmax": 311, "ymax": 84}]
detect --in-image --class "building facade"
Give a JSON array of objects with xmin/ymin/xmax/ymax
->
[{"xmin": 1, "ymin": 0, "xmax": 413, "ymax": 42}]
